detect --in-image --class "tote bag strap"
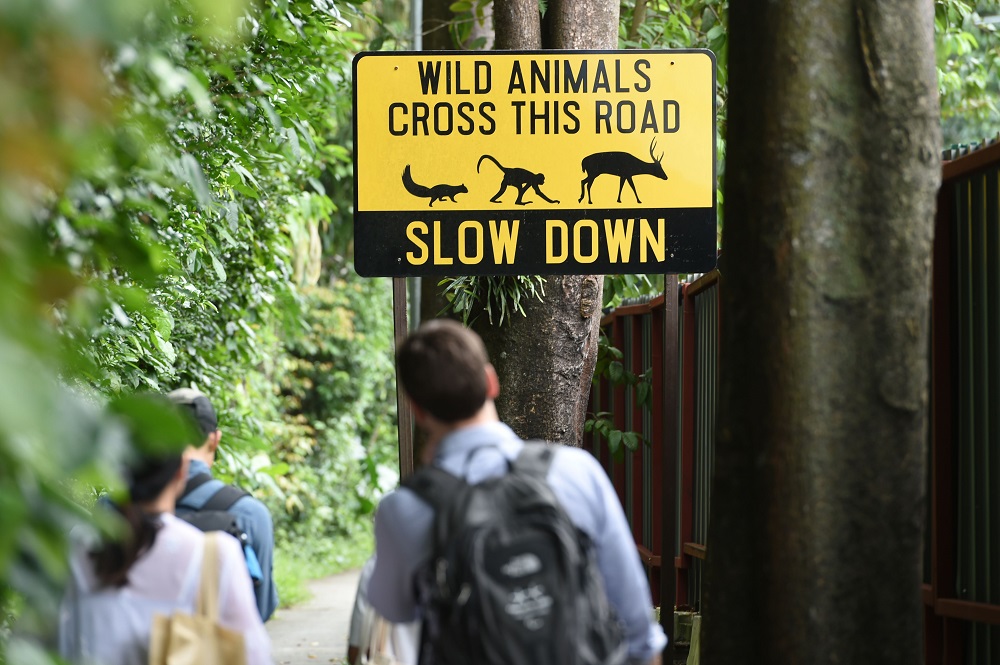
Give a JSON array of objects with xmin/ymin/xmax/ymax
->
[{"xmin": 196, "ymin": 532, "xmax": 222, "ymax": 621}]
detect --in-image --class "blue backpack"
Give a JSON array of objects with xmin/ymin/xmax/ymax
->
[{"xmin": 176, "ymin": 474, "xmax": 263, "ymax": 585}]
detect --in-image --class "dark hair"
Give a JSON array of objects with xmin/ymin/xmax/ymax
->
[
  {"xmin": 90, "ymin": 454, "xmax": 183, "ymax": 587},
  {"xmin": 396, "ymin": 319, "xmax": 490, "ymax": 423}
]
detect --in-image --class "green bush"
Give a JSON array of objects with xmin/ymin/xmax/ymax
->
[{"xmin": 269, "ymin": 280, "xmax": 398, "ymax": 547}]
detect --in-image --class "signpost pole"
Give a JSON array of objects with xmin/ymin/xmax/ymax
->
[{"xmin": 393, "ymin": 277, "xmax": 415, "ymax": 479}]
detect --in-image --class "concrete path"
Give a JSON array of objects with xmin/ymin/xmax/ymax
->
[{"xmin": 267, "ymin": 568, "xmax": 362, "ymax": 665}]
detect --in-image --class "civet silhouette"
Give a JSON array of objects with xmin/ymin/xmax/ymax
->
[
  {"xmin": 402, "ymin": 165, "xmax": 468, "ymax": 206},
  {"xmin": 477, "ymin": 155, "xmax": 560, "ymax": 206},
  {"xmin": 579, "ymin": 139, "xmax": 667, "ymax": 205}
]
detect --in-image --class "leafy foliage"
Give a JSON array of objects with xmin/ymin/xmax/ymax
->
[
  {"xmin": 0, "ymin": 0, "xmax": 399, "ymax": 657},
  {"xmin": 272, "ymin": 281, "xmax": 398, "ymax": 547},
  {"xmin": 440, "ymin": 275, "xmax": 547, "ymax": 325},
  {"xmin": 936, "ymin": 1, "xmax": 1000, "ymax": 145},
  {"xmin": 585, "ymin": 332, "xmax": 653, "ymax": 456}
]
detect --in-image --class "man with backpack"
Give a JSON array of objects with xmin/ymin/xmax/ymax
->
[
  {"xmin": 168, "ymin": 388, "xmax": 279, "ymax": 623},
  {"xmin": 369, "ymin": 320, "xmax": 666, "ymax": 665}
]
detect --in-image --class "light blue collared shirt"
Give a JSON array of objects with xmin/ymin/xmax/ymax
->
[
  {"xmin": 369, "ymin": 421, "xmax": 667, "ymax": 664},
  {"xmin": 179, "ymin": 459, "xmax": 278, "ymax": 622}
]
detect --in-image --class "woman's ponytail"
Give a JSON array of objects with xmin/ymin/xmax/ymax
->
[
  {"xmin": 89, "ymin": 454, "xmax": 183, "ymax": 588},
  {"xmin": 90, "ymin": 503, "xmax": 161, "ymax": 587}
]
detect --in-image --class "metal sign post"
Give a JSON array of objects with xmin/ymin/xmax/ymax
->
[{"xmin": 392, "ymin": 277, "xmax": 415, "ymax": 479}]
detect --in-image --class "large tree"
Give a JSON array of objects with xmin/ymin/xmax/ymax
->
[{"xmin": 704, "ymin": 1, "xmax": 941, "ymax": 664}]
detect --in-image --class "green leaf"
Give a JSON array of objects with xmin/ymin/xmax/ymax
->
[
  {"xmin": 179, "ymin": 153, "xmax": 213, "ymax": 208},
  {"xmin": 608, "ymin": 361, "xmax": 625, "ymax": 383},
  {"xmin": 637, "ymin": 381, "xmax": 650, "ymax": 405},
  {"xmin": 623, "ymin": 431, "xmax": 640, "ymax": 451},
  {"xmin": 608, "ymin": 429, "xmax": 622, "ymax": 453},
  {"xmin": 210, "ymin": 252, "xmax": 227, "ymax": 282}
]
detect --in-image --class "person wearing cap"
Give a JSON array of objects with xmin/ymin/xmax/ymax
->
[{"xmin": 167, "ymin": 388, "xmax": 279, "ymax": 622}]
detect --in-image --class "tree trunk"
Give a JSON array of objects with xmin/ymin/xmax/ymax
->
[
  {"xmin": 542, "ymin": 0, "xmax": 618, "ymax": 50},
  {"xmin": 476, "ymin": 0, "xmax": 618, "ymax": 445},
  {"xmin": 473, "ymin": 275, "xmax": 604, "ymax": 445},
  {"xmin": 703, "ymin": 1, "xmax": 941, "ymax": 664},
  {"xmin": 493, "ymin": 0, "xmax": 540, "ymax": 50}
]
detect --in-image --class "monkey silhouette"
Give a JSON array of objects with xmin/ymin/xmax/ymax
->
[
  {"xmin": 402, "ymin": 165, "xmax": 468, "ymax": 206},
  {"xmin": 477, "ymin": 155, "xmax": 560, "ymax": 206},
  {"xmin": 579, "ymin": 138, "xmax": 668, "ymax": 204}
]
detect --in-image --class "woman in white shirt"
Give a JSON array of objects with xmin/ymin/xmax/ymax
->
[{"xmin": 59, "ymin": 452, "xmax": 272, "ymax": 665}]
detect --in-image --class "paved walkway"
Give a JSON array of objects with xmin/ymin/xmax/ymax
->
[{"xmin": 267, "ymin": 568, "xmax": 362, "ymax": 665}]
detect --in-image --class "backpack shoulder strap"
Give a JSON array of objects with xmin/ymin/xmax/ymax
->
[
  {"xmin": 179, "ymin": 472, "xmax": 248, "ymax": 512},
  {"xmin": 402, "ymin": 465, "xmax": 465, "ymax": 513},
  {"xmin": 179, "ymin": 473, "xmax": 215, "ymax": 503},
  {"xmin": 202, "ymin": 484, "xmax": 249, "ymax": 512},
  {"xmin": 513, "ymin": 440, "xmax": 555, "ymax": 478}
]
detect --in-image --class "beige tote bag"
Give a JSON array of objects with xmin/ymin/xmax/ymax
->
[
  {"xmin": 357, "ymin": 602, "xmax": 405, "ymax": 665},
  {"xmin": 148, "ymin": 533, "xmax": 247, "ymax": 665}
]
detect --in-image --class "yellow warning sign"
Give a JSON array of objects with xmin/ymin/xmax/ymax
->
[{"xmin": 353, "ymin": 50, "xmax": 716, "ymax": 277}]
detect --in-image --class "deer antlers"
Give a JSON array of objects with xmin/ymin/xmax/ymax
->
[{"xmin": 649, "ymin": 138, "xmax": 664, "ymax": 164}]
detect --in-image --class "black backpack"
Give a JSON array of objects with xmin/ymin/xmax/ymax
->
[
  {"xmin": 176, "ymin": 473, "xmax": 262, "ymax": 586},
  {"xmin": 403, "ymin": 442, "xmax": 627, "ymax": 665}
]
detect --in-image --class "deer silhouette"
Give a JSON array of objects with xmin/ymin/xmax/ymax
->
[{"xmin": 579, "ymin": 139, "xmax": 667, "ymax": 205}]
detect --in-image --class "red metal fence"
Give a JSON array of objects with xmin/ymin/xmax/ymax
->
[
  {"xmin": 926, "ymin": 138, "xmax": 1000, "ymax": 665},
  {"xmin": 586, "ymin": 137, "xmax": 1000, "ymax": 665}
]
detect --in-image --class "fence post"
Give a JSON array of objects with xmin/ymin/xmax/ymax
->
[{"xmin": 660, "ymin": 274, "xmax": 680, "ymax": 662}]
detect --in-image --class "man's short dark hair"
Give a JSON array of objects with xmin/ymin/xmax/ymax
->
[
  {"xmin": 167, "ymin": 388, "xmax": 218, "ymax": 437},
  {"xmin": 396, "ymin": 319, "xmax": 490, "ymax": 423}
]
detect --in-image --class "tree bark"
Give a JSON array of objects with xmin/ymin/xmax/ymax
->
[
  {"xmin": 542, "ymin": 0, "xmax": 618, "ymax": 50},
  {"xmin": 703, "ymin": 1, "xmax": 941, "ymax": 664},
  {"xmin": 493, "ymin": 0, "xmax": 541, "ymax": 50},
  {"xmin": 473, "ymin": 275, "xmax": 604, "ymax": 445}
]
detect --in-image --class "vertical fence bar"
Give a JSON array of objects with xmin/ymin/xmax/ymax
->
[
  {"xmin": 649, "ymin": 298, "xmax": 666, "ymax": 609},
  {"xmin": 630, "ymin": 312, "xmax": 645, "ymax": 548},
  {"xmin": 928, "ymin": 167, "xmax": 958, "ymax": 665},
  {"xmin": 678, "ymin": 283, "xmax": 696, "ymax": 608},
  {"xmin": 660, "ymin": 275, "xmax": 680, "ymax": 664},
  {"xmin": 643, "ymin": 312, "xmax": 654, "ymax": 554},
  {"xmin": 971, "ymin": 169, "xmax": 993, "ymax": 662},
  {"xmin": 624, "ymin": 315, "xmax": 635, "ymax": 531},
  {"xmin": 988, "ymin": 167, "xmax": 1000, "ymax": 620},
  {"xmin": 981, "ymin": 165, "xmax": 1000, "ymax": 663},
  {"xmin": 612, "ymin": 317, "xmax": 628, "ymax": 508}
]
